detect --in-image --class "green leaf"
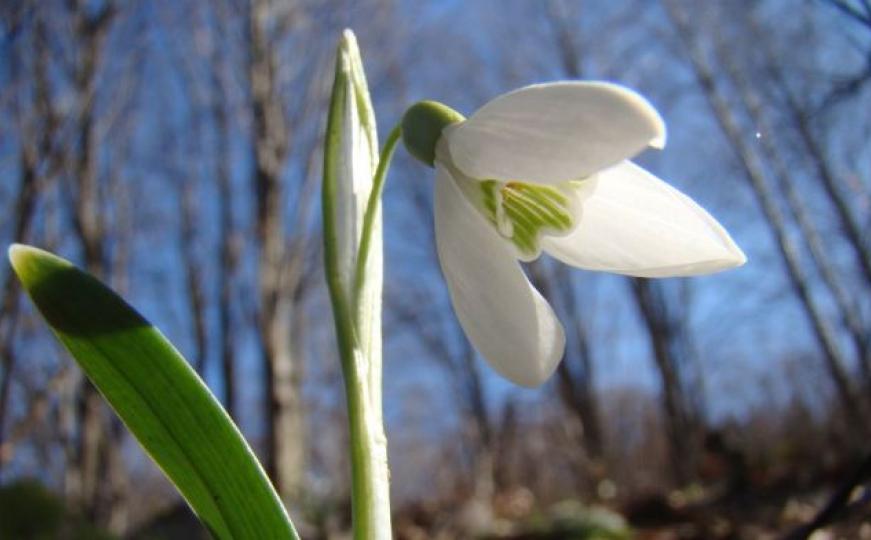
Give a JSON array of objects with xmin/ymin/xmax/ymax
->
[{"xmin": 8, "ymin": 244, "xmax": 298, "ymax": 540}]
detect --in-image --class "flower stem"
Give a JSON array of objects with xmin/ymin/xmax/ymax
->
[
  {"xmin": 342, "ymin": 347, "xmax": 386, "ymax": 540},
  {"xmin": 354, "ymin": 123, "xmax": 402, "ymax": 313}
]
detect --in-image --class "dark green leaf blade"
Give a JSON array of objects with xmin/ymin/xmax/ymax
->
[{"xmin": 9, "ymin": 244, "xmax": 298, "ymax": 540}]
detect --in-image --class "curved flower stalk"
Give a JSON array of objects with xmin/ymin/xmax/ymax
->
[
  {"xmin": 402, "ymin": 82, "xmax": 746, "ymax": 387},
  {"xmin": 322, "ymin": 30, "xmax": 394, "ymax": 539}
]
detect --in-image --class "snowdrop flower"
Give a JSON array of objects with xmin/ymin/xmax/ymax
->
[{"xmin": 402, "ymin": 82, "xmax": 745, "ymax": 387}]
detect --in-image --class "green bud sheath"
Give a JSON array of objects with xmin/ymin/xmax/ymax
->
[{"xmin": 401, "ymin": 101, "xmax": 465, "ymax": 167}]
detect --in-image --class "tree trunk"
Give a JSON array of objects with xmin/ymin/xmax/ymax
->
[
  {"xmin": 180, "ymin": 180, "xmax": 208, "ymax": 374},
  {"xmin": 0, "ymin": 146, "xmax": 39, "ymax": 476},
  {"xmin": 210, "ymin": 9, "xmax": 239, "ymax": 417},
  {"xmin": 248, "ymin": 0, "xmax": 304, "ymax": 501},
  {"xmin": 554, "ymin": 265, "xmax": 604, "ymax": 461},
  {"xmin": 630, "ymin": 278, "xmax": 698, "ymax": 486},
  {"xmin": 66, "ymin": 1, "xmax": 128, "ymax": 529},
  {"xmin": 529, "ymin": 262, "xmax": 604, "ymax": 463}
]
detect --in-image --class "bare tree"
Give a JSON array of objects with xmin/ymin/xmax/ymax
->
[
  {"xmin": 210, "ymin": 0, "xmax": 241, "ymax": 418},
  {"xmin": 819, "ymin": 0, "xmax": 871, "ymax": 107},
  {"xmin": 246, "ymin": 0, "xmax": 304, "ymax": 501},
  {"xmin": 748, "ymin": 14, "xmax": 871, "ymax": 287},
  {"xmin": 629, "ymin": 278, "xmax": 701, "ymax": 485},
  {"xmin": 711, "ymin": 26, "xmax": 871, "ymax": 385},
  {"xmin": 168, "ymin": 2, "xmax": 212, "ymax": 378},
  {"xmin": 0, "ymin": 7, "xmax": 56, "ymax": 473},
  {"xmin": 663, "ymin": 0, "xmax": 866, "ymax": 428},
  {"xmin": 58, "ymin": 1, "xmax": 120, "ymax": 527},
  {"xmin": 549, "ymin": 264, "xmax": 603, "ymax": 462}
]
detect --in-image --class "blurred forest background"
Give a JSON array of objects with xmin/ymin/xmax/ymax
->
[{"xmin": 1, "ymin": 0, "xmax": 870, "ymax": 538}]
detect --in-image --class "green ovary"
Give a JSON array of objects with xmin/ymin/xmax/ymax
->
[{"xmin": 478, "ymin": 180, "xmax": 576, "ymax": 259}]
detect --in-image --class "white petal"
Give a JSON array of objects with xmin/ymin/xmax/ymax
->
[
  {"xmin": 334, "ymin": 43, "xmax": 378, "ymax": 291},
  {"xmin": 541, "ymin": 162, "xmax": 746, "ymax": 277},
  {"xmin": 434, "ymin": 163, "xmax": 565, "ymax": 387},
  {"xmin": 445, "ymin": 81, "xmax": 666, "ymax": 184}
]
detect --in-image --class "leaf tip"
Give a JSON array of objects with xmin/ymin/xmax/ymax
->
[
  {"xmin": 8, "ymin": 242, "xmax": 29, "ymax": 270},
  {"xmin": 8, "ymin": 243, "xmax": 70, "ymax": 291}
]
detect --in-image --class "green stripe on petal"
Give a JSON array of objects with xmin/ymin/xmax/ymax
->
[
  {"xmin": 475, "ymin": 179, "xmax": 579, "ymax": 260},
  {"xmin": 480, "ymin": 180, "xmax": 501, "ymax": 223}
]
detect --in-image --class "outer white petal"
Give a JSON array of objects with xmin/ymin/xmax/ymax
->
[
  {"xmin": 445, "ymin": 81, "xmax": 666, "ymax": 184},
  {"xmin": 541, "ymin": 161, "xmax": 746, "ymax": 277},
  {"xmin": 434, "ymin": 162, "xmax": 565, "ymax": 387},
  {"xmin": 334, "ymin": 37, "xmax": 377, "ymax": 293}
]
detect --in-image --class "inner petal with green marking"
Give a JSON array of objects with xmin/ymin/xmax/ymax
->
[{"xmin": 477, "ymin": 179, "xmax": 580, "ymax": 260}]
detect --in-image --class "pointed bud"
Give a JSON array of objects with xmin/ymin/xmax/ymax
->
[
  {"xmin": 401, "ymin": 101, "xmax": 465, "ymax": 167},
  {"xmin": 326, "ymin": 29, "xmax": 379, "ymax": 297},
  {"xmin": 322, "ymin": 29, "xmax": 393, "ymax": 537}
]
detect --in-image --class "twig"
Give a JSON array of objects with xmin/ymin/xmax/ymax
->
[{"xmin": 780, "ymin": 452, "xmax": 871, "ymax": 540}]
